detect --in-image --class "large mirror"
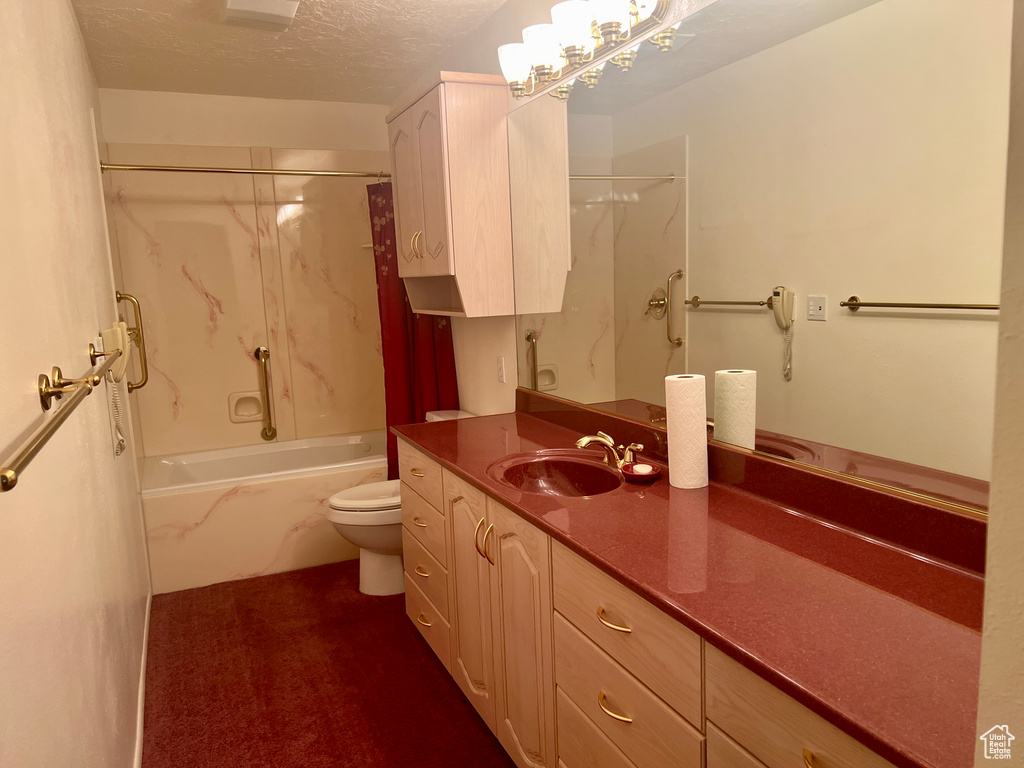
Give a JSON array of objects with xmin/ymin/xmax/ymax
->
[{"xmin": 511, "ymin": 0, "xmax": 1009, "ymax": 512}]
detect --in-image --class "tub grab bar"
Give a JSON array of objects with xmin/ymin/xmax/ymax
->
[
  {"xmin": 1, "ymin": 349, "xmax": 122, "ymax": 492},
  {"xmin": 666, "ymin": 270, "xmax": 684, "ymax": 347},
  {"xmin": 524, "ymin": 330, "xmax": 539, "ymax": 390},
  {"xmin": 254, "ymin": 346, "xmax": 277, "ymax": 441},
  {"xmin": 116, "ymin": 291, "xmax": 149, "ymax": 392}
]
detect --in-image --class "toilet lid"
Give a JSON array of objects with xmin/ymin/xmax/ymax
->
[{"xmin": 328, "ymin": 479, "xmax": 401, "ymax": 511}]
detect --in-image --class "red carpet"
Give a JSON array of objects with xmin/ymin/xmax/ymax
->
[{"xmin": 142, "ymin": 560, "xmax": 516, "ymax": 768}]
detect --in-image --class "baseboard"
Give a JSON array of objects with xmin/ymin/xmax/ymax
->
[{"xmin": 133, "ymin": 592, "xmax": 152, "ymax": 768}]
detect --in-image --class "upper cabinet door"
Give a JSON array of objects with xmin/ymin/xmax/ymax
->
[
  {"xmin": 389, "ymin": 107, "xmax": 424, "ymax": 278},
  {"xmin": 413, "ymin": 87, "xmax": 454, "ymax": 277}
]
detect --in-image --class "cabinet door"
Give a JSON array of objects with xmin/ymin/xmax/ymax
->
[
  {"xmin": 412, "ymin": 86, "xmax": 454, "ymax": 277},
  {"xmin": 488, "ymin": 499, "xmax": 556, "ymax": 768},
  {"xmin": 388, "ymin": 106, "xmax": 423, "ymax": 277},
  {"xmin": 447, "ymin": 472, "xmax": 496, "ymax": 730}
]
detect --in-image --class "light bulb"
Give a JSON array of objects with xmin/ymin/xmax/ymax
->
[
  {"xmin": 589, "ymin": 0, "xmax": 631, "ymax": 30},
  {"xmin": 497, "ymin": 43, "xmax": 532, "ymax": 84},
  {"xmin": 551, "ymin": 1, "xmax": 594, "ymax": 51},
  {"xmin": 523, "ymin": 23, "xmax": 565, "ymax": 71}
]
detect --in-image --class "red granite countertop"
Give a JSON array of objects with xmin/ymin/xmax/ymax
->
[{"xmin": 393, "ymin": 412, "xmax": 982, "ymax": 768}]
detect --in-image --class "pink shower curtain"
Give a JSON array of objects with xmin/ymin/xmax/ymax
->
[{"xmin": 367, "ymin": 182, "xmax": 460, "ymax": 479}]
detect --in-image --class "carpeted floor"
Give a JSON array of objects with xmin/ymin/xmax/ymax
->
[{"xmin": 142, "ymin": 560, "xmax": 516, "ymax": 768}]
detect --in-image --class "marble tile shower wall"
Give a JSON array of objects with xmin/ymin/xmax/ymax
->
[
  {"xmin": 613, "ymin": 134, "xmax": 689, "ymax": 406},
  {"xmin": 516, "ymin": 155, "xmax": 617, "ymax": 402},
  {"xmin": 106, "ymin": 143, "xmax": 387, "ymax": 457}
]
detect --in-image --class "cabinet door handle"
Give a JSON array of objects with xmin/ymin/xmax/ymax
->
[
  {"xmin": 802, "ymin": 749, "xmax": 816, "ymax": 768},
  {"xmin": 413, "ymin": 230, "xmax": 424, "ymax": 258},
  {"xmin": 473, "ymin": 516, "xmax": 487, "ymax": 558},
  {"xmin": 412, "ymin": 516, "xmax": 428, "ymax": 528},
  {"xmin": 449, "ymin": 495, "xmax": 464, "ymax": 514},
  {"xmin": 416, "ymin": 613, "xmax": 432, "ymax": 628},
  {"xmin": 414, "ymin": 565, "xmax": 430, "ymax": 578},
  {"xmin": 597, "ymin": 692, "xmax": 633, "ymax": 723},
  {"xmin": 597, "ymin": 606, "xmax": 632, "ymax": 633},
  {"xmin": 483, "ymin": 523, "xmax": 496, "ymax": 565},
  {"xmin": 410, "ymin": 468, "xmax": 425, "ymax": 478}
]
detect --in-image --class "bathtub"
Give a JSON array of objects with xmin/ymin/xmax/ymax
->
[{"xmin": 140, "ymin": 434, "xmax": 388, "ymax": 594}]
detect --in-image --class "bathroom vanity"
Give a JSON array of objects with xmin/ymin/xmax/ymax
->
[{"xmin": 393, "ymin": 400, "xmax": 982, "ymax": 768}]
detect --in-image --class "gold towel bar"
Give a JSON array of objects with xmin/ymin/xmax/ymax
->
[
  {"xmin": 685, "ymin": 295, "xmax": 773, "ymax": 308},
  {"xmin": 1, "ymin": 349, "xmax": 123, "ymax": 492},
  {"xmin": 100, "ymin": 163, "xmax": 675, "ymax": 182},
  {"xmin": 840, "ymin": 295, "xmax": 1000, "ymax": 311}
]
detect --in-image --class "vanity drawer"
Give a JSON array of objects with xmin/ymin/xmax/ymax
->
[
  {"xmin": 556, "ymin": 687, "xmax": 637, "ymax": 768},
  {"xmin": 707, "ymin": 722, "xmax": 769, "ymax": 768},
  {"xmin": 552, "ymin": 541, "xmax": 702, "ymax": 727},
  {"xmin": 554, "ymin": 613, "xmax": 704, "ymax": 768},
  {"xmin": 705, "ymin": 645, "xmax": 897, "ymax": 768},
  {"xmin": 404, "ymin": 572, "xmax": 451, "ymax": 672},
  {"xmin": 398, "ymin": 439, "xmax": 444, "ymax": 510},
  {"xmin": 402, "ymin": 527, "xmax": 449, "ymax": 620},
  {"xmin": 401, "ymin": 483, "xmax": 447, "ymax": 565}
]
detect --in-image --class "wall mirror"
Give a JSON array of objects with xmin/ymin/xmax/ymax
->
[{"xmin": 510, "ymin": 0, "xmax": 1009, "ymax": 514}]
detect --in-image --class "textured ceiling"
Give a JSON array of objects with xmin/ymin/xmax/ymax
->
[{"xmin": 70, "ymin": 0, "xmax": 510, "ymax": 103}]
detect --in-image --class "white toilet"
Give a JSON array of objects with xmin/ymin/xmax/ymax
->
[{"xmin": 327, "ymin": 409, "xmax": 475, "ymax": 595}]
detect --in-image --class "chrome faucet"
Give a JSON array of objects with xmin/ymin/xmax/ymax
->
[{"xmin": 575, "ymin": 431, "xmax": 644, "ymax": 469}]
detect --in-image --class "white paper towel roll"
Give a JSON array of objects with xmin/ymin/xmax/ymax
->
[
  {"xmin": 714, "ymin": 369, "xmax": 757, "ymax": 450},
  {"xmin": 665, "ymin": 374, "xmax": 709, "ymax": 489}
]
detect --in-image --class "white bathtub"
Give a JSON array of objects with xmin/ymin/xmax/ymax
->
[
  {"xmin": 142, "ymin": 433, "xmax": 387, "ymax": 497},
  {"xmin": 140, "ymin": 433, "xmax": 389, "ymax": 593}
]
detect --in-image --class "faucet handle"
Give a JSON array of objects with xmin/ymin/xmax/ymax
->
[
  {"xmin": 597, "ymin": 430, "xmax": 615, "ymax": 443},
  {"xmin": 622, "ymin": 443, "xmax": 644, "ymax": 464}
]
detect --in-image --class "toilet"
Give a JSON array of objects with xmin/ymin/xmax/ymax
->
[{"xmin": 327, "ymin": 409, "xmax": 475, "ymax": 595}]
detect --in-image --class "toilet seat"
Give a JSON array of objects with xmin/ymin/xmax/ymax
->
[{"xmin": 327, "ymin": 479, "xmax": 401, "ymax": 526}]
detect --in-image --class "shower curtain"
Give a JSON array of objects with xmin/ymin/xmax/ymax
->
[{"xmin": 367, "ymin": 182, "xmax": 460, "ymax": 479}]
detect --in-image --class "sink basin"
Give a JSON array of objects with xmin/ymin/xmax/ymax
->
[{"xmin": 488, "ymin": 450, "xmax": 623, "ymax": 498}]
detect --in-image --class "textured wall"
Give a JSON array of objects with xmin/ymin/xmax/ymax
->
[{"xmin": 0, "ymin": 3, "xmax": 151, "ymax": 766}]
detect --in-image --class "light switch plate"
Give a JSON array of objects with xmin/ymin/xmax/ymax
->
[{"xmin": 807, "ymin": 295, "xmax": 828, "ymax": 321}]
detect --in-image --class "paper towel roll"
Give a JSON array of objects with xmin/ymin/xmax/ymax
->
[
  {"xmin": 714, "ymin": 369, "xmax": 756, "ymax": 450},
  {"xmin": 665, "ymin": 374, "xmax": 708, "ymax": 489}
]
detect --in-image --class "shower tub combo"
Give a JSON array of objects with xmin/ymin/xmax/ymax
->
[{"xmin": 141, "ymin": 433, "xmax": 387, "ymax": 594}]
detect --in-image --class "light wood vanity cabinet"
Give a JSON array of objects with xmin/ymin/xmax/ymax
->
[
  {"xmin": 386, "ymin": 73, "xmax": 514, "ymax": 317},
  {"xmin": 397, "ymin": 441, "xmax": 901, "ymax": 768}
]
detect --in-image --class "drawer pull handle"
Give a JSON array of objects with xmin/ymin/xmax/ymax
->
[
  {"xmin": 802, "ymin": 749, "xmax": 815, "ymax": 768},
  {"xmin": 412, "ymin": 516, "xmax": 428, "ymax": 528},
  {"xmin": 597, "ymin": 606, "xmax": 632, "ymax": 633},
  {"xmin": 483, "ymin": 523, "xmax": 496, "ymax": 565},
  {"xmin": 416, "ymin": 613, "xmax": 432, "ymax": 628},
  {"xmin": 414, "ymin": 565, "xmax": 430, "ymax": 578},
  {"xmin": 449, "ymin": 494, "xmax": 464, "ymax": 514},
  {"xmin": 473, "ymin": 517, "xmax": 487, "ymax": 558},
  {"xmin": 410, "ymin": 468, "xmax": 425, "ymax": 478},
  {"xmin": 597, "ymin": 692, "xmax": 632, "ymax": 724}
]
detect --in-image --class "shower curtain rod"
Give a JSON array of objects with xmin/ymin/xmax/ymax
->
[{"xmin": 100, "ymin": 162, "xmax": 675, "ymax": 182}]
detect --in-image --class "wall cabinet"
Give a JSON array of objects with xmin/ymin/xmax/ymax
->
[
  {"xmin": 386, "ymin": 73, "xmax": 514, "ymax": 317},
  {"xmin": 397, "ymin": 439, "xmax": 900, "ymax": 768}
]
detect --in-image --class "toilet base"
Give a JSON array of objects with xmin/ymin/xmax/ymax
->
[{"xmin": 358, "ymin": 550, "xmax": 405, "ymax": 596}]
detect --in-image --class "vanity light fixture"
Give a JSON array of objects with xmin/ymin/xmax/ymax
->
[{"xmin": 497, "ymin": 0, "xmax": 681, "ymax": 100}]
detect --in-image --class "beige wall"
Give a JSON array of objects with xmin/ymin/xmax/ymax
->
[
  {"xmin": 615, "ymin": 0, "xmax": 1010, "ymax": 478},
  {"xmin": 975, "ymin": 0, "xmax": 1024, "ymax": 760},
  {"xmin": 99, "ymin": 88, "xmax": 389, "ymax": 151},
  {"xmin": 0, "ymin": 3, "xmax": 150, "ymax": 766}
]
